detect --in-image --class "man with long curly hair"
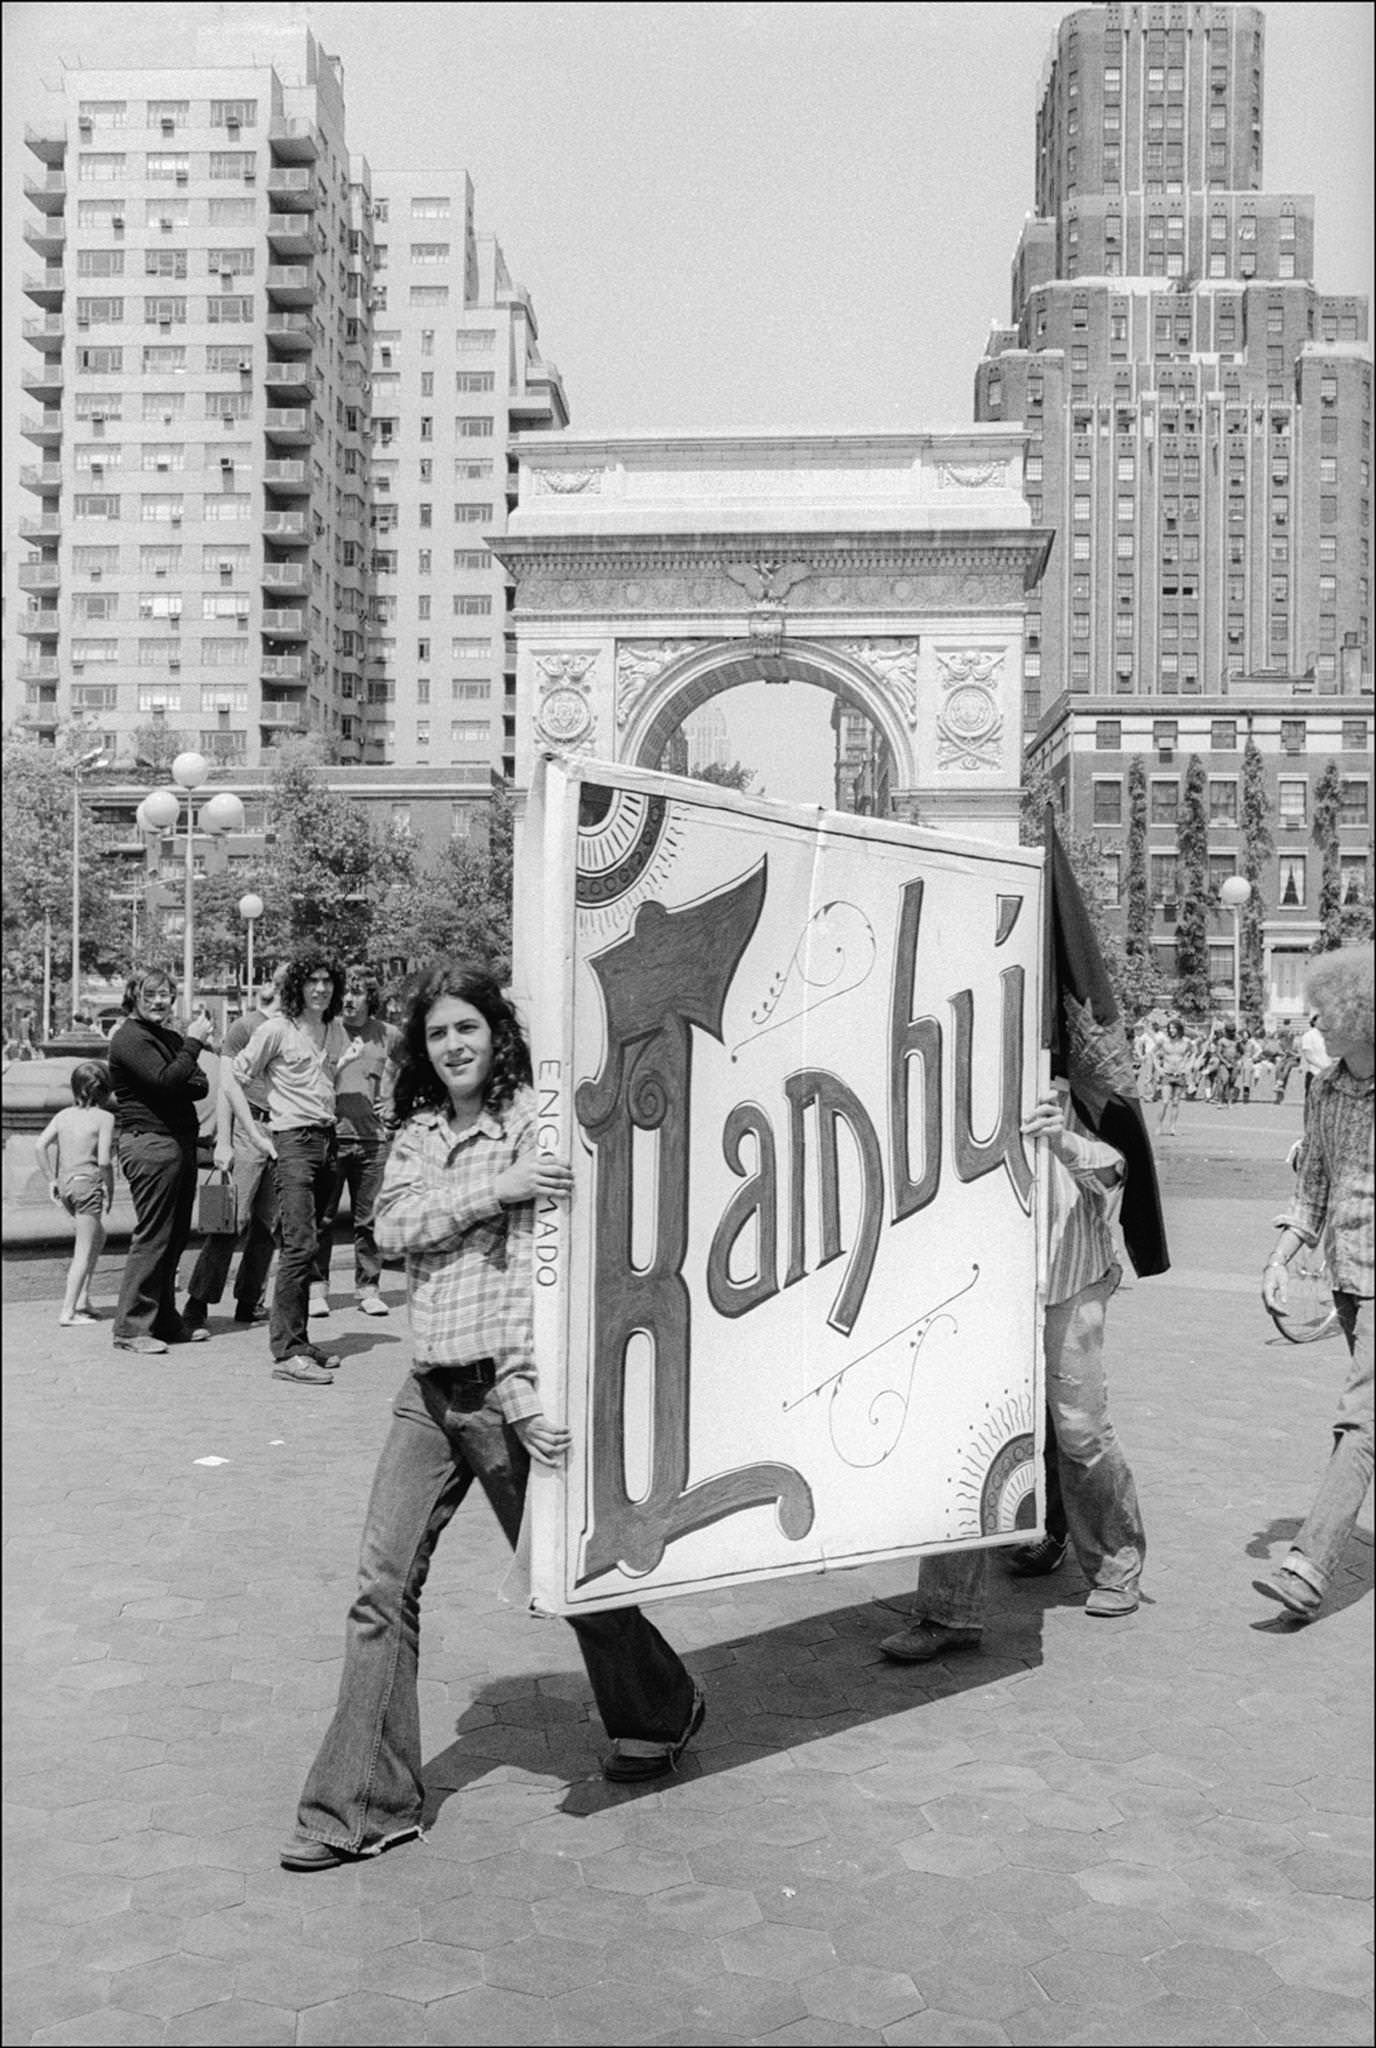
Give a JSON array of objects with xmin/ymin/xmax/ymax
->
[
  {"xmin": 1258, "ymin": 946, "xmax": 1374, "ymax": 1619},
  {"xmin": 233, "ymin": 951, "xmax": 348, "ymax": 1384}
]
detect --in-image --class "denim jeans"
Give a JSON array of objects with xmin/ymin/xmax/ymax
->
[
  {"xmin": 269, "ymin": 1124, "xmax": 336, "ymax": 1362},
  {"xmin": 113, "ymin": 1130, "xmax": 198, "ymax": 1344},
  {"xmin": 186, "ymin": 1118, "xmax": 278, "ymax": 1312},
  {"xmin": 1286, "ymin": 1293, "xmax": 1374, "ymax": 1593},
  {"xmin": 916, "ymin": 1265, "xmax": 1146, "ymax": 1628},
  {"xmin": 294, "ymin": 1364, "xmax": 697, "ymax": 1854},
  {"xmin": 310, "ymin": 1138, "xmax": 387, "ymax": 1294}
]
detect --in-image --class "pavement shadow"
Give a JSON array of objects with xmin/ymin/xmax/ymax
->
[
  {"xmin": 312, "ymin": 1331, "xmax": 405, "ymax": 1361},
  {"xmin": 417, "ymin": 1585, "xmax": 1049, "ymax": 1829},
  {"xmin": 1246, "ymin": 1520, "xmax": 1374, "ymax": 1631}
]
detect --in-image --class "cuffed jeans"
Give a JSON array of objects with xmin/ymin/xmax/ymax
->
[
  {"xmin": 1285, "ymin": 1293, "xmax": 1374, "ymax": 1595},
  {"xmin": 310, "ymin": 1138, "xmax": 387, "ymax": 1294},
  {"xmin": 294, "ymin": 1364, "xmax": 697, "ymax": 1854},
  {"xmin": 113, "ymin": 1131, "xmax": 198, "ymax": 1344},
  {"xmin": 186, "ymin": 1118, "xmax": 278, "ymax": 1313},
  {"xmin": 269, "ymin": 1124, "xmax": 336, "ymax": 1363},
  {"xmin": 916, "ymin": 1265, "xmax": 1146, "ymax": 1628}
]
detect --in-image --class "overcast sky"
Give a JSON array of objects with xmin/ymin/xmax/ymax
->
[{"xmin": 5, "ymin": 1, "xmax": 1372, "ymax": 797}]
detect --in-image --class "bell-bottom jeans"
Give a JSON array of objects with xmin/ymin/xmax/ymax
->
[
  {"xmin": 269, "ymin": 1124, "xmax": 336, "ymax": 1362},
  {"xmin": 293, "ymin": 1363, "xmax": 698, "ymax": 1855},
  {"xmin": 1285, "ymin": 1293, "xmax": 1374, "ymax": 1595},
  {"xmin": 914, "ymin": 1264, "xmax": 1146, "ymax": 1629}
]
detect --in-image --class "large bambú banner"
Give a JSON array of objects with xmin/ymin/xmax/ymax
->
[{"xmin": 517, "ymin": 759, "xmax": 1046, "ymax": 1616}]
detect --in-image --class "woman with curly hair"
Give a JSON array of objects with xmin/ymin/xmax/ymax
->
[
  {"xmin": 1257, "ymin": 946, "xmax": 1374, "ymax": 1619},
  {"xmin": 279, "ymin": 962, "xmax": 703, "ymax": 1872},
  {"xmin": 232, "ymin": 951, "xmax": 347, "ymax": 1384}
]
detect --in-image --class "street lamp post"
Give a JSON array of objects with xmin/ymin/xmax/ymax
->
[
  {"xmin": 1219, "ymin": 874, "xmax": 1253, "ymax": 1033},
  {"xmin": 136, "ymin": 752, "xmax": 245, "ymax": 1019},
  {"xmin": 238, "ymin": 893, "xmax": 264, "ymax": 999},
  {"xmin": 68, "ymin": 744, "xmax": 107, "ymax": 1023}
]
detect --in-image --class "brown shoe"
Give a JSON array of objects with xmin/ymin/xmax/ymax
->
[{"xmin": 879, "ymin": 1620, "xmax": 982, "ymax": 1663}]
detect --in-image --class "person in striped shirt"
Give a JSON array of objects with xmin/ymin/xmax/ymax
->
[
  {"xmin": 1257, "ymin": 947, "xmax": 1374, "ymax": 1621},
  {"xmin": 280, "ymin": 962, "xmax": 704, "ymax": 1873},
  {"xmin": 881, "ymin": 1086, "xmax": 1148, "ymax": 1664}
]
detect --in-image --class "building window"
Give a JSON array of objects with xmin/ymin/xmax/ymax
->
[
  {"xmin": 1341, "ymin": 854, "xmax": 1369, "ymax": 904},
  {"xmin": 1342, "ymin": 718, "xmax": 1370, "ymax": 751},
  {"xmin": 1340, "ymin": 780, "xmax": 1370, "ymax": 827},
  {"xmin": 1095, "ymin": 720, "xmax": 1121, "ymax": 750},
  {"xmin": 1211, "ymin": 720, "xmax": 1238, "ymax": 750},
  {"xmin": 1150, "ymin": 780, "xmax": 1180, "ymax": 825},
  {"xmin": 1208, "ymin": 781, "xmax": 1238, "ymax": 824},
  {"xmin": 1092, "ymin": 780, "xmax": 1123, "ymax": 826},
  {"xmin": 1150, "ymin": 854, "xmax": 1178, "ymax": 905},
  {"xmin": 1278, "ymin": 779, "xmax": 1307, "ymax": 825},
  {"xmin": 1280, "ymin": 719, "xmax": 1305, "ymax": 754},
  {"xmin": 1277, "ymin": 855, "xmax": 1306, "ymax": 908}
]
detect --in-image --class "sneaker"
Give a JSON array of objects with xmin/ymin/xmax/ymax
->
[
  {"xmin": 309, "ymin": 1290, "xmax": 331, "ymax": 1318},
  {"xmin": 603, "ymin": 1683, "xmax": 707, "ymax": 1783},
  {"xmin": 1004, "ymin": 1534, "xmax": 1068, "ymax": 1578},
  {"xmin": 357, "ymin": 1291, "xmax": 389, "ymax": 1317},
  {"xmin": 879, "ymin": 1619, "xmax": 983, "ymax": 1664},
  {"xmin": 114, "ymin": 1335, "xmax": 168, "ymax": 1356},
  {"xmin": 272, "ymin": 1356, "xmax": 335, "ymax": 1386}
]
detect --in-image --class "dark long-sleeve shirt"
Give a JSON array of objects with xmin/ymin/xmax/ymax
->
[{"xmin": 108, "ymin": 1015, "xmax": 209, "ymax": 1141}]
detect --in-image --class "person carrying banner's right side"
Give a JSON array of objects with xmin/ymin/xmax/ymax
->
[{"xmin": 881, "ymin": 1087, "xmax": 1147, "ymax": 1663}]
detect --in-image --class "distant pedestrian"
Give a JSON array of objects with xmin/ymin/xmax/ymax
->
[
  {"xmin": 1154, "ymin": 1018, "xmax": 1196, "ymax": 1137},
  {"xmin": 309, "ymin": 965, "xmax": 400, "ymax": 1321},
  {"xmin": 232, "ymin": 952, "xmax": 348, "ymax": 1384},
  {"xmin": 35, "ymin": 1060, "xmax": 115, "ymax": 1327},
  {"xmin": 1213, "ymin": 1020, "xmax": 1242, "ymax": 1106},
  {"xmin": 279, "ymin": 962, "xmax": 704, "ymax": 1873},
  {"xmin": 108, "ymin": 969, "xmax": 215, "ymax": 1355},
  {"xmin": 1257, "ymin": 949, "xmax": 1374, "ymax": 1621},
  {"xmin": 1299, "ymin": 1013, "xmax": 1330, "ymax": 1104},
  {"xmin": 182, "ymin": 969, "xmax": 285, "ymax": 1335},
  {"xmin": 1273, "ymin": 1024, "xmax": 1299, "ymax": 1103}
]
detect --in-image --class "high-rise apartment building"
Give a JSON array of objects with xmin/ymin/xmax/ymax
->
[
  {"xmin": 365, "ymin": 171, "xmax": 566, "ymax": 780},
  {"xmin": 976, "ymin": 2, "xmax": 1370, "ymax": 729},
  {"xmin": 10, "ymin": 28, "xmax": 565, "ymax": 790},
  {"xmin": 980, "ymin": 3, "xmax": 1372, "ymax": 1010}
]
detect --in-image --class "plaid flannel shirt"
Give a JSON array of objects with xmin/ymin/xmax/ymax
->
[
  {"xmin": 373, "ymin": 1089, "xmax": 542, "ymax": 1422},
  {"xmin": 1283, "ymin": 1062, "xmax": 1375, "ymax": 1298}
]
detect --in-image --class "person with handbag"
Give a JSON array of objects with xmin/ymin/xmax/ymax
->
[
  {"xmin": 109, "ymin": 968, "xmax": 215, "ymax": 1356},
  {"xmin": 183, "ymin": 969, "xmax": 284, "ymax": 1335}
]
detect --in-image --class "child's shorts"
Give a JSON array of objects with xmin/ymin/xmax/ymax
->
[{"xmin": 60, "ymin": 1170, "xmax": 105, "ymax": 1219}]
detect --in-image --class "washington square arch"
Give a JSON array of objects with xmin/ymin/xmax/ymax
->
[{"xmin": 493, "ymin": 429, "xmax": 1051, "ymax": 845}]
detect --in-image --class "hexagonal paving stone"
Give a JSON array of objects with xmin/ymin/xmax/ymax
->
[
  {"xmin": 551, "ymin": 1975, "xmax": 691, "ymax": 2045},
  {"xmin": 898, "ymin": 1834, "xmax": 1008, "ymax": 1878},
  {"xmin": 300, "ymin": 1899, "xmax": 421, "ymax": 1955},
  {"xmin": 28, "ymin": 2009, "xmax": 166, "ymax": 2046},
  {"xmin": 681, "ymin": 1969, "xmax": 808, "ymax": 2038},
  {"xmin": 1259, "ymin": 1932, "xmax": 1376, "ymax": 2002},
  {"xmin": 482, "ymin": 1933, "xmax": 607, "ymax": 1996},
  {"xmin": 1243, "ymin": 1981, "xmax": 1376, "ymax": 2045},
  {"xmin": 1045, "ymin": 1903, "xmax": 1177, "ymax": 1958},
  {"xmin": 646, "ymin": 1883, "xmax": 764, "ymax": 1938},
  {"xmin": 231, "ymin": 1948, "xmax": 358, "ymax": 2012},
  {"xmin": 172, "ymin": 1997, "xmax": 298, "ymax": 2045},
  {"xmin": 882, "ymin": 2014, "xmax": 1012, "ymax": 2047},
  {"xmin": 106, "ymin": 1950, "xmax": 237, "ymax": 2019},
  {"xmin": 1281, "ymin": 1846, "xmax": 1374, "ymax": 1899},
  {"xmin": 797, "ymin": 1962, "xmax": 923, "ymax": 2031},
  {"xmin": 419, "ymin": 1891, "xmax": 537, "ymax": 1950},
  {"xmin": 130, "ymin": 1864, "xmax": 246, "ymax": 1918},
  {"xmin": 364, "ymin": 1942, "xmax": 484, "ymax": 2005},
  {"xmin": 719, "ymin": 1918, "xmax": 837, "ymax": 1981},
  {"xmin": 580, "ymin": 1844, "xmax": 693, "ymax": 1895},
  {"xmin": 423, "ymin": 1983, "xmax": 556, "ymax": 2045},
  {"xmin": 296, "ymin": 1991, "xmax": 430, "ymax": 2044},
  {"xmin": 1, "ymin": 1968, "xmax": 120, "ymax": 2042},
  {"xmin": 912, "ymin": 1950, "xmax": 1046, "ymax": 2020}
]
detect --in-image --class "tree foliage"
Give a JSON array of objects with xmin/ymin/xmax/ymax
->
[
  {"xmin": 2, "ymin": 734, "xmax": 125, "ymax": 1027},
  {"xmin": 1310, "ymin": 759, "xmax": 1345, "ymax": 954},
  {"xmin": 1239, "ymin": 737, "xmax": 1273, "ymax": 1020},
  {"xmin": 258, "ymin": 745, "xmax": 416, "ymax": 966},
  {"xmin": 1124, "ymin": 756, "xmax": 1151, "ymax": 962},
  {"xmin": 1173, "ymin": 754, "xmax": 1212, "ymax": 1019},
  {"xmin": 692, "ymin": 760, "xmax": 757, "ymax": 793},
  {"xmin": 1019, "ymin": 766, "xmax": 1165, "ymax": 1020}
]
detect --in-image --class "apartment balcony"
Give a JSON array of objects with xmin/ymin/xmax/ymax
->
[
  {"xmin": 263, "ymin": 459, "xmax": 309, "ymax": 494},
  {"xmin": 261, "ymin": 654, "xmax": 307, "ymax": 684},
  {"xmin": 18, "ymin": 510, "xmax": 62, "ymax": 542},
  {"xmin": 17, "ymin": 703, "xmax": 60, "ymax": 731},
  {"xmin": 23, "ymin": 171, "xmax": 67, "ymax": 214},
  {"xmin": 266, "ymin": 266, "xmax": 316, "ymax": 307},
  {"xmin": 23, "ymin": 219, "xmax": 65, "ymax": 261},
  {"xmin": 260, "ymin": 608, "xmax": 308, "ymax": 638},
  {"xmin": 20, "ymin": 464, "xmax": 63, "ymax": 494},
  {"xmin": 25, "ymin": 125, "xmax": 67, "ymax": 167},
  {"xmin": 262, "ymin": 510, "xmax": 309, "ymax": 543},
  {"xmin": 23, "ymin": 314, "xmax": 64, "ymax": 352},
  {"xmin": 265, "ymin": 167, "xmax": 316, "ymax": 209},
  {"xmin": 264, "ymin": 362, "xmax": 313, "ymax": 403},
  {"xmin": 268, "ymin": 116, "xmax": 319, "ymax": 162},
  {"xmin": 261, "ymin": 559, "xmax": 310, "ymax": 595},
  {"xmin": 17, "ymin": 661, "xmax": 61, "ymax": 687},
  {"xmin": 266, "ymin": 312, "xmax": 314, "ymax": 353},
  {"xmin": 23, "ymin": 270, "xmax": 66, "ymax": 307},
  {"xmin": 18, "ymin": 562, "xmax": 61, "ymax": 592},
  {"xmin": 20, "ymin": 605, "xmax": 61, "ymax": 637},
  {"xmin": 264, "ymin": 408, "xmax": 313, "ymax": 445},
  {"xmin": 22, "ymin": 410, "xmax": 63, "ymax": 448},
  {"xmin": 266, "ymin": 213, "xmax": 315, "ymax": 258},
  {"xmin": 21, "ymin": 363, "xmax": 64, "ymax": 403},
  {"xmin": 259, "ymin": 702, "xmax": 311, "ymax": 730}
]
